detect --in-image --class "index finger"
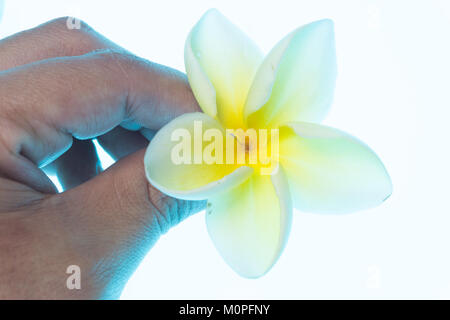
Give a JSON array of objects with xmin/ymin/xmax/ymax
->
[{"xmin": 0, "ymin": 49, "xmax": 199, "ymax": 192}]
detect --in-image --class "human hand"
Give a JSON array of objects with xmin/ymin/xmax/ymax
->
[{"xmin": 0, "ymin": 17, "xmax": 205, "ymax": 299}]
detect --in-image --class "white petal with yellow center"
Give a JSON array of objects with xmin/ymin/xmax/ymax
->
[
  {"xmin": 206, "ymin": 168, "xmax": 292, "ymax": 278},
  {"xmin": 185, "ymin": 9, "xmax": 264, "ymax": 128},
  {"xmin": 279, "ymin": 122, "xmax": 392, "ymax": 213},
  {"xmin": 245, "ymin": 19, "xmax": 337, "ymax": 128},
  {"xmin": 144, "ymin": 112, "xmax": 253, "ymax": 200}
]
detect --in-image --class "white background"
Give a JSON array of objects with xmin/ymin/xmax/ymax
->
[{"xmin": 1, "ymin": 0, "xmax": 450, "ymax": 299}]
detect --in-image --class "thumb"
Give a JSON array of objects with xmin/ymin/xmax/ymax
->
[
  {"xmin": 64, "ymin": 148, "xmax": 206, "ymax": 238},
  {"xmin": 59, "ymin": 148, "xmax": 205, "ymax": 281}
]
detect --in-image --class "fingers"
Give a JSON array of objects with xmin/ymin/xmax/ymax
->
[
  {"xmin": 0, "ymin": 49, "xmax": 199, "ymax": 192},
  {"xmin": 0, "ymin": 17, "xmax": 125, "ymax": 189},
  {"xmin": 1, "ymin": 49, "xmax": 198, "ymax": 162},
  {"xmin": 0, "ymin": 17, "xmax": 122, "ymax": 71}
]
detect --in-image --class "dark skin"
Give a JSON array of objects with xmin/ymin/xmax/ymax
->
[{"xmin": 0, "ymin": 18, "xmax": 205, "ymax": 299}]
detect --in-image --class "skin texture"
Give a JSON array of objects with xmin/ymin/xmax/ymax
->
[{"xmin": 0, "ymin": 17, "xmax": 205, "ymax": 299}]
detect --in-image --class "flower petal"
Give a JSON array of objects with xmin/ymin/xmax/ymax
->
[
  {"xmin": 206, "ymin": 168, "xmax": 292, "ymax": 278},
  {"xmin": 144, "ymin": 112, "xmax": 253, "ymax": 200},
  {"xmin": 185, "ymin": 9, "xmax": 263, "ymax": 128},
  {"xmin": 245, "ymin": 19, "xmax": 337, "ymax": 128},
  {"xmin": 279, "ymin": 122, "xmax": 392, "ymax": 214}
]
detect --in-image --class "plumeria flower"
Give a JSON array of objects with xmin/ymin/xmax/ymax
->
[{"xmin": 144, "ymin": 9, "xmax": 392, "ymax": 278}]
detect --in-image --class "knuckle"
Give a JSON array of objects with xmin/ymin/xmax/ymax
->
[
  {"xmin": 92, "ymin": 48, "xmax": 141, "ymax": 79},
  {"xmin": 93, "ymin": 49, "xmax": 143, "ymax": 113}
]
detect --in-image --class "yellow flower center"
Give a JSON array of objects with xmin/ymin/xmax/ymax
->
[{"xmin": 226, "ymin": 128, "xmax": 279, "ymax": 176}]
